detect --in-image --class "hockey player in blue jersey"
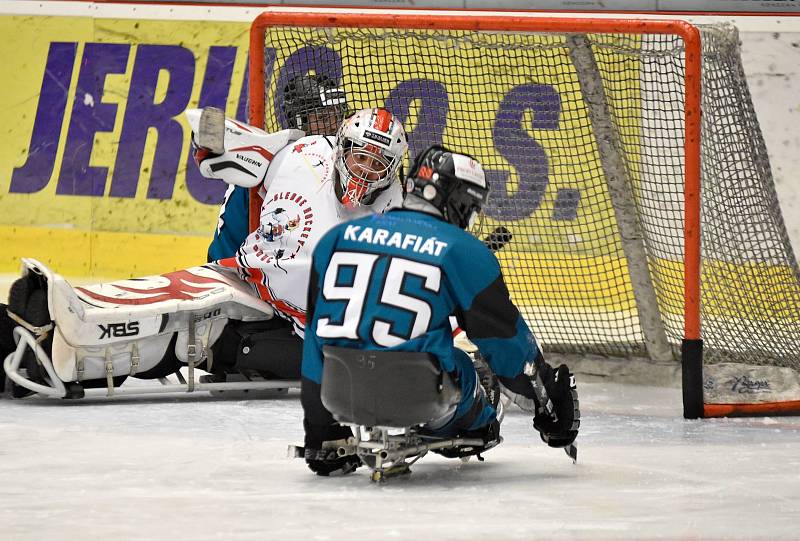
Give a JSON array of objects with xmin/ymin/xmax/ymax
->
[
  {"xmin": 300, "ymin": 145, "xmax": 581, "ymax": 476},
  {"xmin": 205, "ymin": 74, "xmax": 347, "ymax": 262}
]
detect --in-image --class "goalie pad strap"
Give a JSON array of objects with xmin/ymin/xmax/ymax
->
[{"xmin": 6, "ymin": 309, "xmax": 53, "ymax": 341}]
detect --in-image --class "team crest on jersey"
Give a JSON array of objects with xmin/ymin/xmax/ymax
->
[
  {"xmin": 255, "ymin": 191, "xmax": 314, "ymax": 270},
  {"xmin": 301, "ymin": 152, "xmax": 333, "ymax": 181}
]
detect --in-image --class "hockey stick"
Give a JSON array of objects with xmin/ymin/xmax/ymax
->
[
  {"xmin": 529, "ymin": 365, "xmax": 578, "ymax": 463},
  {"xmin": 484, "ymin": 225, "xmax": 578, "ymax": 463}
]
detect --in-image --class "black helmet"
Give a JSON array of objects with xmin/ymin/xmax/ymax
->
[
  {"xmin": 405, "ymin": 145, "xmax": 489, "ymax": 230},
  {"xmin": 281, "ymin": 74, "xmax": 347, "ymax": 134}
]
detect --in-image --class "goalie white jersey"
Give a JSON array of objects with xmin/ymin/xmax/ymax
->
[
  {"xmin": 213, "ymin": 135, "xmax": 403, "ymax": 333},
  {"xmin": 2, "ymin": 108, "xmax": 407, "ymax": 400}
]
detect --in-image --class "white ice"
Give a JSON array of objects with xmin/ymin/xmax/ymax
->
[
  {"xmin": 1, "ymin": 381, "xmax": 799, "ymax": 540},
  {"xmin": 1, "ymin": 279, "xmax": 799, "ymax": 540}
]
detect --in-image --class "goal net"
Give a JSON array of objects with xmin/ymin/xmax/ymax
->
[{"xmin": 248, "ymin": 10, "xmax": 800, "ymax": 418}]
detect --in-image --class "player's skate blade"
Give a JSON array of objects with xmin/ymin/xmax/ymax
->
[{"xmin": 565, "ymin": 443, "xmax": 577, "ymax": 463}]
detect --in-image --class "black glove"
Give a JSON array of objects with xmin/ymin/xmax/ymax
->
[
  {"xmin": 533, "ymin": 364, "xmax": 580, "ymax": 448},
  {"xmin": 1, "ymin": 304, "xmax": 15, "ymax": 391},
  {"xmin": 304, "ymin": 447, "xmax": 362, "ymax": 477}
]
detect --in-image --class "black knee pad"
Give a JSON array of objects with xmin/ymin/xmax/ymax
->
[
  {"xmin": 7, "ymin": 273, "xmax": 50, "ymax": 328},
  {"xmin": 211, "ymin": 318, "xmax": 302, "ymax": 379},
  {"xmin": 1, "ymin": 304, "xmax": 16, "ymax": 364},
  {"xmin": 2, "ymin": 304, "xmax": 29, "ymax": 396},
  {"xmin": 1, "ymin": 302, "xmax": 60, "ymax": 397},
  {"xmin": 3, "ymin": 275, "xmax": 53, "ymax": 396}
]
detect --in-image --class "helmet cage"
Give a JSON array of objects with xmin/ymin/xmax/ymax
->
[
  {"xmin": 337, "ymin": 139, "xmax": 400, "ymax": 206},
  {"xmin": 441, "ymin": 182, "xmax": 486, "ymax": 230},
  {"xmin": 334, "ymin": 108, "xmax": 407, "ymax": 207}
]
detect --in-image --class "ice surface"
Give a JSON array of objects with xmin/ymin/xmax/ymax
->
[
  {"xmin": 1, "ymin": 382, "xmax": 798, "ymax": 541},
  {"xmin": 2, "ymin": 278, "xmax": 799, "ymax": 540}
]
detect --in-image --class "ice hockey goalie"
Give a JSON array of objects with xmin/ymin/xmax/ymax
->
[{"xmin": 1, "ymin": 106, "xmax": 408, "ymax": 399}]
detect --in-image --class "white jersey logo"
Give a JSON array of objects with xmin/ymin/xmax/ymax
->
[
  {"xmin": 213, "ymin": 134, "xmax": 403, "ymax": 332},
  {"xmin": 254, "ymin": 191, "xmax": 314, "ymax": 272}
]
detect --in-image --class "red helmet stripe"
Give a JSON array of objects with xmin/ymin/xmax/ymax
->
[{"xmin": 372, "ymin": 109, "xmax": 392, "ymax": 133}]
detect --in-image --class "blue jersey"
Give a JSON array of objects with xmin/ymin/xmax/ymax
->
[
  {"xmin": 207, "ymin": 185, "xmax": 249, "ymax": 262},
  {"xmin": 303, "ymin": 209, "xmax": 540, "ymax": 384}
]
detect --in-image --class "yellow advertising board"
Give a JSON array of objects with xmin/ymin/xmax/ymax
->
[
  {"xmin": 0, "ymin": 14, "xmax": 646, "ymax": 314},
  {"xmin": 0, "ymin": 15, "xmax": 251, "ymax": 277}
]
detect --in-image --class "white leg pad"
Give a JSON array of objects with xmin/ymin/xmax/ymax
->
[{"xmin": 19, "ymin": 258, "xmax": 275, "ymax": 383}]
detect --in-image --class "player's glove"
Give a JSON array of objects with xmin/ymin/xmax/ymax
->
[
  {"xmin": 304, "ymin": 446, "xmax": 362, "ymax": 477},
  {"xmin": 533, "ymin": 364, "xmax": 580, "ymax": 449}
]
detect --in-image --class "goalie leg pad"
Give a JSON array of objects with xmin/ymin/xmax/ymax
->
[
  {"xmin": 130, "ymin": 333, "xmax": 182, "ymax": 380},
  {"xmin": 5, "ymin": 259, "xmax": 277, "ymax": 396}
]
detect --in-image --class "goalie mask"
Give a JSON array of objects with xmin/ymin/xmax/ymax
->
[
  {"xmin": 282, "ymin": 74, "xmax": 347, "ymax": 136},
  {"xmin": 405, "ymin": 145, "xmax": 489, "ymax": 230},
  {"xmin": 334, "ymin": 108, "xmax": 408, "ymax": 208}
]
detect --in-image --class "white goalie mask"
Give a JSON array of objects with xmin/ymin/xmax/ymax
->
[{"xmin": 334, "ymin": 108, "xmax": 408, "ymax": 207}]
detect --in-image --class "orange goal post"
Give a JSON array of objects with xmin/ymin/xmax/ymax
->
[{"xmin": 247, "ymin": 8, "xmax": 800, "ymax": 419}]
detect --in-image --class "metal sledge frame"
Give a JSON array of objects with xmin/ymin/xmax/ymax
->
[
  {"xmin": 308, "ymin": 346, "xmax": 509, "ymax": 481},
  {"xmin": 4, "ymin": 326, "xmax": 299, "ymax": 400},
  {"xmin": 328, "ymin": 398, "xmax": 506, "ymax": 482},
  {"xmin": 337, "ymin": 426, "xmax": 487, "ymax": 482}
]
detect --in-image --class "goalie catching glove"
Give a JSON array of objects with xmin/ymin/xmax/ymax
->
[{"xmin": 184, "ymin": 107, "xmax": 304, "ymax": 188}]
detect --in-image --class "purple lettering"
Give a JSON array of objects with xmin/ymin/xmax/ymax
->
[
  {"xmin": 185, "ymin": 46, "xmax": 237, "ymax": 205},
  {"xmin": 111, "ymin": 44, "xmax": 194, "ymax": 199},
  {"xmin": 10, "ymin": 42, "xmax": 77, "ymax": 194},
  {"xmin": 57, "ymin": 43, "xmax": 130, "ymax": 196},
  {"xmin": 385, "ymin": 79, "xmax": 448, "ymax": 159},
  {"xmin": 236, "ymin": 54, "xmax": 252, "ymax": 123},
  {"xmin": 485, "ymin": 84, "xmax": 561, "ymax": 221}
]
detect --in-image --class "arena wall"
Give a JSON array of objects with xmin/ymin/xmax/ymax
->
[{"xmin": 1, "ymin": 1, "xmax": 798, "ymax": 280}]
